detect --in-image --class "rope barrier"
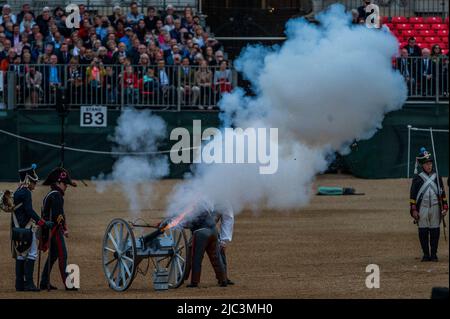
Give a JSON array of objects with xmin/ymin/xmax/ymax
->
[{"xmin": 0, "ymin": 128, "xmax": 198, "ymax": 156}]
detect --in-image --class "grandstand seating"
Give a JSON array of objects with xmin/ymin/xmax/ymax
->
[{"xmin": 385, "ymin": 16, "xmax": 449, "ymax": 54}]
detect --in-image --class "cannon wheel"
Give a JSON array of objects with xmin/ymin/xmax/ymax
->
[
  {"xmin": 157, "ymin": 227, "xmax": 188, "ymax": 289},
  {"xmin": 102, "ymin": 218, "xmax": 138, "ymax": 292}
]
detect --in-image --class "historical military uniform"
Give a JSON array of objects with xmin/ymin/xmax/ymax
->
[
  {"xmin": 410, "ymin": 148, "xmax": 448, "ymax": 262},
  {"xmin": 10, "ymin": 165, "xmax": 52, "ymax": 291},
  {"xmin": 39, "ymin": 167, "xmax": 77, "ymax": 290},
  {"xmin": 185, "ymin": 202, "xmax": 227, "ymax": 287}
]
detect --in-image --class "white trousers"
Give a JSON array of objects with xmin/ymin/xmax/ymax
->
[{"xmin": 418, "ymin": 204, "xmax": 441, "ymax": 228}]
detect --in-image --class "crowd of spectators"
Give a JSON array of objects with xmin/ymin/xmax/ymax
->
[
  {"xmin": 350, "ymin": 0, "xmax": 449, "ymax": 97},
  {"xmin": 395, "ymin": 39, "xmax": 449, "ymax": 96},
  {"xmin": 0, "ymin": 2, "xmax": 233, "ymax": 109}
]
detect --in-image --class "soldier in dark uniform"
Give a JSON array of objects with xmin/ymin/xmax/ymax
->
[
  {"xmin": 184, "ymin": 202, "xmax": 228, "ymax": 288},
  {"xmin": 39, "ymin": 167, "xmax": 77, "ymax": 290},
  {"xmin": 12, "ymin": 164, "xmax": 53, "ymax": 291},
  {"xmin": 410, "ymin": 148, "xmax": 448, "ymax": 262}
]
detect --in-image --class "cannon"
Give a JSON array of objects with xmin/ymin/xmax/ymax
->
[{"xmin": 102, "ymin": 218, "xmax": 189, "ymax": 292}]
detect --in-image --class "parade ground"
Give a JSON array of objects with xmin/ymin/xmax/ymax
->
[{"xmin": 0, "ymin": 175, "xmax": 448, "ymax": 299}]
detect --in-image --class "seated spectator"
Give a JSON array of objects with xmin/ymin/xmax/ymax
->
[
  {"xmin": 108, "ymin": 6, "xmax": 122, "ymax": 27},
  {"xmin": 141, "ymin": 67, "xmax": 159, "ymax": 104},
  {"xmin": 357, "ymin": 0, "xmax": 371, "ymax": 24},
  {"xmin": 178, "ymin": 57, "xmax": 199, "ymax": 106},
  {"xmin": 164, "ymin": 15, "xmax": 176, "ymax": 33},
  {"xmin": 19, "ymin": 13, "xmax": 35, "ymax": 33},
  {"xmin": 36, "ymin": 7, "xmax": 51, "ymax": 37},
  {"xmin": 170, "ymin": 19, "xmax": 183, "ymax": 43},
  {"xmin": 214, "ymin": 60, "xmax": 232, "ymax": 96},
  {"xmin": 10, "ymin": 25, "xmax": 22, "ymax": 48},
  {"xmin": 396, "ymin": 48, "xmax": 416, "ymax": 94},
  {"xmin": 210, "ymin": 50, "xmax": 224, "ymax": 67},
  {"xmin": 120, "ymin": 27, "xmax": 134, "ymax": 50},
  {"xmin": 163, "ymin": 5, "xmax": 179, "ymax": 22},
  {"xmin": 17, "ymin": 3, "xmax": 35, "ymax": 25},
  {"xmin": 156, "ymin": 59, "xmax": 176, "ymax": 107},
  {"xmin": 104, "ymin": 66, "xmax": 118, "ymax": 104},
  {"xmin": 96, "ymin": 16, "xmax": 110, "ymax": 41},
  {"xmin": 1, "ymin": 48, "xmax": 17, "ymax": 71},
  {"xmin": 420, "ymin": 48, "xmax": 434, "ymax": 96},
  {"xmin": 204, "ymin": 46, "xmax": 215, "ymax": 65},
  {"xmin": 126, "ymin": 2, "xmax": 144, "ymax": 27},
  {"xmin": 351, "ymin": 9, "xmax": 360, "ymax": 24},
  {"xmin": 431, "ymin": 44, "xmax": 447, "ymax": 96},
  {"xmin": 135, "ymin": 19, "xmax": 147, "ymax": 42},
  {"xmin": 57, "ymin": 43, "xmax": 71, "ymax": 64},
  {"xmin": 86, "ymin": 58, "xmax": 106, "ymax": 103},
  {"xmin": 195, "ymin": 59, "xmax": 213, "ymax": 109},
  {"xmin": 66, "ymin": 58, "xmax": 83, "ymax": 104},
  {"xmin": 0, "ymin": 4, "xmax": 17, "ymax": 24},
  {"xmin": 15, "ymin": 32, "xmax": 31, "ymax": 56},
  {"xmin": 403, "ymin": 37, "xmax": 422, "ymax": 57},
  {"xmin": 193, "ymin": 27, "xmax": 205, "ymax": 48},
  {"xmin": 112, "ymin": 42, "xmax": 128, "ymax": 64},
  {"xmin": 120, "ymin": 64, "xmax": 139, "ymax": 105},
  {"xmin": 25, "ymin": 66, "xmax": 42, "ymax": 107},
  {"xmin": 144, "ymin": 6, "xmax": 159, "ymax": 32}
]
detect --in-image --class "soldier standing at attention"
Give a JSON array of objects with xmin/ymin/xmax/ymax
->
[
  {"xmin": 410, "ymin": 148, "xmax": 448, "ymax": 262},
  {"xmin": 11, "ymin": 164, "xmax": 53, "ymax": 291},
  {"xmin": 39, "ymin": 167, "xmax": 77, "ymax": 290}
]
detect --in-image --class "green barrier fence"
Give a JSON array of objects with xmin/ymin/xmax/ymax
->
[{"xmin": 0, "ymin": 105, "xmax": 448, "ymax": 181}]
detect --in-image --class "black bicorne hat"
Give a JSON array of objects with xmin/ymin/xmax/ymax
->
[
  {"xmin": 18, "ymin": 163, "xmax": 39, "ymax": 183},
  {"xmin": 42, "ymin": 167, "xmax": 77, "ymax": 187}
]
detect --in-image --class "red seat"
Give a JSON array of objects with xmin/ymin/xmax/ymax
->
[
  {"xmin": 437, "ymin": 43, "xmax": 446, "ymax": 49},
  {"xmin": 441, "ymin": 37, "xmax": 448, "ymax": 43},
  {"xmin": 419, "ymin": 29, "xmax": 434, "ymax": 37},
  {"xmin": 443, "ymin": 49, "xmax": 449, "ymax": 55},
  {"xmin": 385, "ymin": 23, "xmax": 394, "ymax": 30},
  {"xmin": 381, "ymin": 16, "xmax": 389, "ymax": 24},
  {"xmin": 401, "ymin": 29, "xmax": 416, "ymax": 37},
  {"xmin": 432, "ymin": 23, "xmax": 447, "ymax": 30},
  {"xmin": 445, "ymin": 17, "xmax": 449, "ymax": 25},
  {"xmin": 425, "ymin": 36, "xmax": 438, "ymax": 43},
  {"xmin": 415, "ymin": 36, "xmax": 424, "ymax": 42},
  {"xmin": 414, "ymin": 24, "xmax": 430, "ymax": 30},
  {"xmin": 391, "ymin": 16, "xmax": 408, "ymax": 23},
  {"xmin": 409, "ymin": 17, "xmax": 424, "ymax": 24},
  {"xmin": 399, "ymin": 42, "xmax": 408, "ymax": 48},
  {"xmin": 396, "ymin": 23, "xmax": 411, "ymax": 30},
  {"xmin": 416, "ymin": 42, "xmax": 427, "ymax": 49},
  {"xmin": 425, "ymin": 17, "xmax": 443, "ymax": 24},
  {"xmin": 437, "ymin": 29, "xmax": 448, "ymax": 37}
]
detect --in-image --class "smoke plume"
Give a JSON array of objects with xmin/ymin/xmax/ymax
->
[
  {"xmin": 166, "ymin": 4, "xmax": 407, "ymax": 217},
  {"xmin": 95, "ymin": 108, "xmax": 170, "ymax": 214}
]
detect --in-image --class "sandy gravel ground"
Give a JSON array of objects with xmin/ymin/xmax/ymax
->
[{"xmin": 0, "ymin": 175, "xmax": 448, "ymax": 299}]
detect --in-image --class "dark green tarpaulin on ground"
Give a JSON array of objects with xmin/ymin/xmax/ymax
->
[{"xmin": 0, "ymin": 104, "xmax": 448, "ymax": 181}]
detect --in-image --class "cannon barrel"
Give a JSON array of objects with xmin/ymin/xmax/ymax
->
[{"xmin": 143, "ymin": 228, "xmax": 163, "ymax": 246}]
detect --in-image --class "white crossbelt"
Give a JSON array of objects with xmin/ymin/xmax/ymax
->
[{"xmin": 417, "ymin": 172, "xmax": 438, "ymax": 201}]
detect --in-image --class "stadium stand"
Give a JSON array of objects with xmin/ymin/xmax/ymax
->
[{"xmin": 0, "ymin": 1, "xmax": 234, "ymax": 110}]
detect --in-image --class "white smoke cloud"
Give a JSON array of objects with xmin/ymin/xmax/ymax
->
[
  {"xmin": 94, "ymin": 108, "xmax": 170, "ymax": 214},
  {"xmin": 165, "ymin": 4, "xmax": 407, "ymax": 217}
]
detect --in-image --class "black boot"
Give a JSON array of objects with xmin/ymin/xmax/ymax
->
[
  {"xmin": 418, "ymin": 228, "xmax": 431, "ymax": 261},
  {"xmin": 24, "ymin": 259, "xmax": 40, "ymax": 292},
  {"xmin": 40, "ymin": 283, "xmax": 58, "ymax": 290},
  {"xmin": 15, "ymin": 259, "xmax": 25, "ymax": 291},
  {"xmin": 430, "ymin": 228, "xmax": 440, "ymax": 262}
]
